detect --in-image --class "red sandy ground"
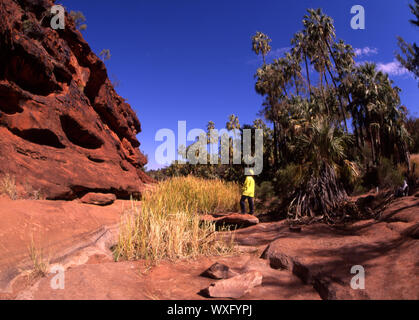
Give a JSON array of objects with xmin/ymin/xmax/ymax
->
[{"xmin": 0, "ymin": 192, "xmax": 418, "ymax": 300}]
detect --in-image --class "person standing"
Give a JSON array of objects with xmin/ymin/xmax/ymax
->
[{"xmin": 240, "ymin": 169, "xmax": 255, "ymax": 214}]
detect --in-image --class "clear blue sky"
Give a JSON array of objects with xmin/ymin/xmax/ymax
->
[{"xmin": 60, "ymin": 0, "xmax": 419, "ymax": 170}]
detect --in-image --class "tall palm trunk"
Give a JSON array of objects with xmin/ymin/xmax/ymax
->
[
  {"xmin": 325, "ymin": 64, "xmax": 348, "ymax": 131},
  {"xmin": 304, "ymin": 53, "xmax": 311, "ymax": 100},
  {"xmin": 273, "ymin": 121, "xmax": 279, "ymax": 169},
  {"xmin": 294, "ymin": 75, "xmax": 300, "ymax": 96},
  {"xmin": 353, "ymin": 121, "xmax": 360, "ymax": 149},
  {"xmin": 270, "ymin": 98, "xmax": 279, "ymax": 169},
  {"xmin": 319, "ymin": 44, "xmax": 348, "ymax": 131},
  {"xmin": 369, "ymin": 124, "xmax": 377, "ymax": 165},
  {"xmin": 320, "ymin": 70, "xmax": 329, "ymax": 116}
]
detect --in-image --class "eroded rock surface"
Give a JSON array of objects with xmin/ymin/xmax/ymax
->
[
  {"xmin": 0, "ymin": 0, "xmax": 153, "ymax": 200},
  {"xmin": 261, "ymin": 196, "xmax": 419, "ymax": 300},
  {"xmin": 202, "ymin": 271, "xmax": 263, "ymax": 299},
  {"xmin": 0, "ymin": 195, "xmax": 417, "ymax": 300}
]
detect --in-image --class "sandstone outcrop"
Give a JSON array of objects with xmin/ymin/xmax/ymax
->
[{"xmin": 0, "ymin": 0, "xmax": 153, "ymax": 200}]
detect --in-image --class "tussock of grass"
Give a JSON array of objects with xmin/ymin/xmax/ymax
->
[
  {"xmin": 28, "ymin": 238, "xmax": 49, "ymax": 278},
  {"xmin": 0, "ymin": 174, "xmax": 17, "ymax": 200},
  {"xmin": 114, "ymin": 176, "xmax": 239, "ymax": 263}
]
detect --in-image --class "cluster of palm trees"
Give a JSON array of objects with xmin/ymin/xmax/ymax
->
[
  {"xmin": 150, "ymin": 8, "xmax": 415, "ymax": 222},
  {"xmin": 252, "ymin": 8, "xmax": 411, "ymax": 220}
]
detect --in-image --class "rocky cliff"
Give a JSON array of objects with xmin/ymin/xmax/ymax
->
[{"xmin": 0, "ymin": 0, "xmax": 153, "ymax": 200}]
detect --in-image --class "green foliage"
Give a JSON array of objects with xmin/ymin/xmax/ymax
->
[
  {"xmin": 377, "ymin": 158, "xmax": 405, "ymax": 189},
  {"xmin": 151, "ymin": 8, "xmax": 412, "ymax": 222},
  {"xmin": 255, "ymin": 181, "xmax": 275, "ymax": 201},
  {"xmin": 397, "ymin": 0, "xmax": 419, "ymax": 85},
  {"xmin": 409, "ymin": 0, "xmax": 419, "ymax": 26},
  {"xmin": 406, "ymin": 117, "xmax": 419, "ymax": 153},
  {"xmin": 273, "ymin": 164, "xmax": 306, "ymax": 199},
  {"xmin": 99, "ymin": 49, "xmax": 111, "ymax": 62},
  {"xmin": 69, "ymin": 10, "xmax": 87, "ymax": 31},
  {"xmin": 360, "ymin": 157, "xmax": 406, "ymax": 190},
  {"xmin": 252, "ymin": 32, "xmax": 272, "ymax": 65}
]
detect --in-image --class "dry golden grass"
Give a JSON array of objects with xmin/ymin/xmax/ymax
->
[
  {"xmin": 28, "ymin": 238, "xmax": 49, "ymax": 278},
  {"xmin": 0, "ymin": 173, "xmax": 17, "ymax": 200},
  {"xmin": 140, "ymin": 175, "xmax": 240, "ymax": 215},
  {"xmin": 114, "ymin": 176, "xmax": 240, "ymax": 263}
]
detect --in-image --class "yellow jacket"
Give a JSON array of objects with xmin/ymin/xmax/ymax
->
[{"xmin": 242, "ymin": 176, "xmax": 255, "ymax": 198}]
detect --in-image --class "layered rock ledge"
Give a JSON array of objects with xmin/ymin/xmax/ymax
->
[{"xmin": 0, "ymin": 0, "xmax": 153, "ymax": 200}]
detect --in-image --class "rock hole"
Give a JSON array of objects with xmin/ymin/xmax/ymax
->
[
  {"xmin": 60, "ymin": 115, "xmax": 103, "ymax": 149},
  {"xmin": 87, "ymin": 155, "xmax": 105, "ymax": 163},
  {"xmin": 0, "ymin": 87, "xmax": 24, "ymax": 115},
  {"xmin": 53, "ymin": 64, "xmax": 72, "ymax": 85},
  {"xmin": 6, "ymin": 50, "xmax": 59, "ymax": 96},
  {"xmin": 10, "ymin": 128, "xmax": 65, "ymax": 148}
]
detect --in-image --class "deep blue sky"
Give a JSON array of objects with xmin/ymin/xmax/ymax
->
[{"xmin": 60, "ymin": 0, "xmax": 418, "ymax": 169}]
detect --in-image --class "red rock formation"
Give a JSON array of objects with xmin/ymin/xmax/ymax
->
[{"xmin": 0, "ymin": 0, "xmax": 153, "ymax": 199}]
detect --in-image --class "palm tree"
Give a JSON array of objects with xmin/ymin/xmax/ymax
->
[
  {"xmin": 254, "ymin": 63, "xmax": 283, "ymax": 168},
  {"xmin": 252, "ymin": 32, "xmax": 272, "ymax": 66},
  {"xmin": 397, "ymin": 0, "xmax": 419, "ymax": 84},
  {"xmin": 288, "ymin": 116, "xmax": 353, "ymax": 220},
  {"xmin": 350, "ymin": 63, "xmax": 410, "ymax": 168},
  {"xmin": 409, "ymin": 0, "xmax": 419, "ymax": 26},
  {"xmin": 291, "ymin": 32, "xmax": 312, "ymax": 98},
  {"xmin": 303, "ymin": 9, "xmax": 348, "ymax": 130}
]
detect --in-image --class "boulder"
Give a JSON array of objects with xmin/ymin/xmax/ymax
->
[
  {"xmin": 0, "ymin": 0, "xmax": 153, "ymax": 200},
  {"xmin": 201, "ymin": 263, "xmax": 238, "ymax": 280},
  {"xmin": 202, "ymin": 271, "xmax": 263, "ymax": 299},
  {"xmin": 201, "ymin": 213, "xmax": 259, "ymax": 228},
  {"xmin": 80, "ymin": 193, "xmax": 116, "ymax": 206}
]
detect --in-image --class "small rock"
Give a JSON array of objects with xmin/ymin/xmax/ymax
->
[
  {"xmin": 202, "ymin": 271, "xmax": 263, "ymax": 299},
  {"xmin": 80, "ymin": 193, "xmax": 116, "ymax": 206},
  {"xmin": 201, "ymin": 263, "xmax": 238, "ymax": 280}
]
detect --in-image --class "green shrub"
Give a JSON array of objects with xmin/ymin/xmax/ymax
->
[
  {"xmin": 256, "ymin": 181, "xmax": 275, "ymax": 201},
  {"xmin": 377, "ymin": 158, "xmax": 405, "ymax": 189},
  {"xmin": 273, "ymin": 164, "xmax": 305, "ymax": 198}
]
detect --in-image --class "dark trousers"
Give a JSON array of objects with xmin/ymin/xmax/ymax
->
[{"xmin": 240, "ymin": 196, "xmax": 254, "ymax": 214}]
